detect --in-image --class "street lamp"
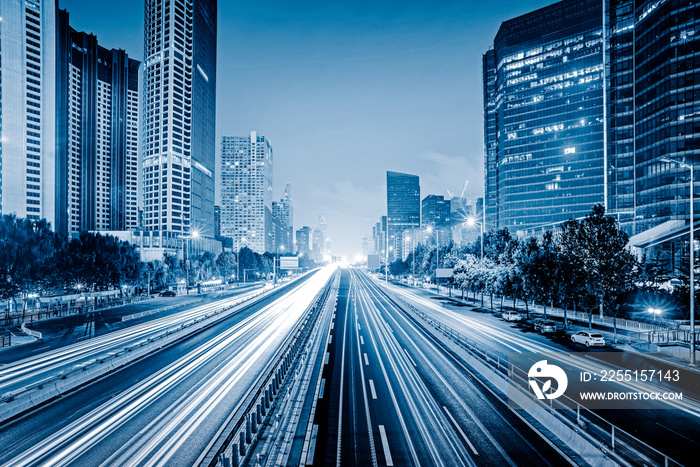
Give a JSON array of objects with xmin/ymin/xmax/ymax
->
[
  {"xmin": 466, "ymin": 216, "xmax": 485, "ymax": 262},
  {"xmin": 406, "ymin": 236, "xmax": 416, "ymax": 287},
  {"xmin": 661, "ymin": 156, "xmax": 696, "ymax": 365},
  {"xmin": 426, "ymin": 226, "xmax": 441, "ymax": 293},
  {"xmin": 237, "ymin": 236, "xmax": 247, "ymax": 287},
  {"xmin": 647, "ymin": 307, "xmax": 662, "ymax": 322},
  {"xmin": 274, "ymin": 245, "xmax": 285, "ymax": 285},
  {"xmin": 183, "ymin": 229, "xmax": 200, "ymax": 295}
]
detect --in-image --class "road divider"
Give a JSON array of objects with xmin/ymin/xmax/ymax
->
[{"xmin": 196, "ymin": 270, "xmax": 338, "ymax": 467}]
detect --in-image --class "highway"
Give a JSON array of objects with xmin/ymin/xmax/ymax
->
[
  {"xmin": 0, "ymin": 287, "xmax": 268, "ymax": 398},
  {"xmin": 309, "ymin": 269, "xmax": 568, "ymax": 466},
  {"xmin": 0, "ymin": 268, "xmax": 334, "ymax": 467},
  {"xmin": 382, "ymin": 279, "xmax": 700, "ymax": 465}
]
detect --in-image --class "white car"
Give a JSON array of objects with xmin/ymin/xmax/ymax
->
[
  {"xmin": 502, "ymin": 311, "xmax": 522, "ymax": 322},
  {"xmin": 571, "ymin": 331, "xmax": 605, "ymax": 348}
]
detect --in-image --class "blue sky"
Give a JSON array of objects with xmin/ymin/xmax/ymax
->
[{"xmin": 60, "ymin": 0, "xmax": 554, "ymax": 256}]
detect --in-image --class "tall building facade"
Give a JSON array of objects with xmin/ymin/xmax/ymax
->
[
  {"xmin": 483, "ymin": 0, "xmax": 605, "ymax": 233},
  {"xmin": 56, "ymin": 10, "xmax": 140, "ymax": 236},
  {"xmin": 422, "ymin": 195, "xmax": 451, "ymax": 228},
  {"xmin": 312, "ymin": 228, "xmax": 324, "ymax": 263},
  {"xmin": 272, "ymin": 183, "xmax": 293, "ymax": 252},
  {"xmin": 221, "ymin": 131, "xmax": 273, "ymax": 254},
  {"xmin": 296, "ymin": 226, "xmax": 311, "ymax": 256},
  {"xmin": 632, "ymin": 0, "xmax": 700, "ymax": 234},
  {"xmin": 0, "ymin": 0, "xmax": 56, "ymax": 225},
  {"xmin": 386, "ymin": 171, "xmax": 420, "ymax": 261},
  {"xmin": 141, "ymin": 0, "xmax": 217, "ymax": 236},
  {"xmin": 485, "ymin": 0, "xmax": 700, "ymax": 244}
]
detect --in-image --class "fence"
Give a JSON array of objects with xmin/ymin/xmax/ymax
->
[
  {"xmin": 2, "ymin": 294, "xmax": 152, "ymax": 327},
  {"xmin": 383, "ymin": 285, "xmax": 684, "ymax": 467},
  {"xmin": 0, "ymin": 331, "xmax": 10, "ymax": 348}
]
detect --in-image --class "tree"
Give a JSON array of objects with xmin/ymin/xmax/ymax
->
[
  {"xmin": 558, "ymin": 205, "xmax": 638, "ymax": 330},
  {"xmin": 216, "ymin": 252, "xmax": 237, "ymax": 282},
  {"xmin": 520, "ymin": 231, "xmax": 559, "ymax": 319},
  {"xmin": 0, "ymin": 215, "xmax": 58, "ymax": 303},
  {"xmin": 389, "ymin": 259, "xmax": 409, "ymax": 276}
]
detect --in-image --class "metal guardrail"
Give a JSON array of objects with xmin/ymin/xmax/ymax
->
[
  {"xmin": 383, "ymin": 287, "xmax": 684, "ymax": 467},
  {"xmin": 198, "ymin": 272, "xmax": 337, "ymax": 467},
  {"xmin": 20, "ymin": 322, "xmax": 42, "ymax": 340},
  {"xmin": 0, "ymin": 331, "xmax": 10, "ymax": 348}
]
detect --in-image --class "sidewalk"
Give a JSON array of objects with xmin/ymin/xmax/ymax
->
[{"xmin": 399, "ymin": 280, "xmax": 700, "ymax": 373}]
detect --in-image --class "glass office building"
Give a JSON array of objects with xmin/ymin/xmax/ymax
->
[
  {"xmin": 483, "ymin": 0, "xmax": 605, "ymax": 233},
  {"xmin": 633, "ymin": 0, "xmax": 700, "ymax": 234},
  {"xmin": 386, "ymin": 171, "xmax": 420, "ymax": 262}
]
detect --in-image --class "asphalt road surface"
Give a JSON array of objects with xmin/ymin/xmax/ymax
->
[{"xmin": 309, "ymin": 268, "xmax": 569, "ymax": 466}]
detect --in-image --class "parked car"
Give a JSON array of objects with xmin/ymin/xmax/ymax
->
[
  {"xmin": 571, "ymin": 331, "xmax": 605, "ymax": 347},
  {"xmin": 502, "ymin": 311, "xmax": 522, "ymax": 322},
  {"xmin": 159, "ymin": 290, "xmax": 177, "ymax": 297},
  {"xmin": 533, "ymin": 319, "xmax": 557, "ymax": 333}
]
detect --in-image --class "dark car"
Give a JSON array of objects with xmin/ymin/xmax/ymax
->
[
  {"xmin": 159, "ymin": 290, "xmax": 177, "ymax": 297},
  {"xmin": 533, "ymin": 319, "xmax": 557, "ymax": 333}
]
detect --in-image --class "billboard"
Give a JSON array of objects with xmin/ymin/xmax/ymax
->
[
  {"xmin": 367, "ymin": 254, "xmax": 381, "ymax": 270},
  {"xmin": 280, "ymin": 256, "xmax": 299, "ymax": 269},
  {"xmin": 436, "ymin": 268, "xmax": 454, "ymax": 278}
]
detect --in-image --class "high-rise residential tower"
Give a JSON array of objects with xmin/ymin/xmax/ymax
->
[
  {"xmin": 0, "ymin": 0, "xmax": 56, "ymax": 225},
  {"xmin": 386, "ymin": 171, "xmax": 420, "ymax": 262},
  {"xmin": 483, "ymin": 0, "xmax": 605, "ymax": 233},
  {"xmin": 221, "ymin": 131, "xmax": 273, "ymax": 254},
  {"xmin": 56, "ymin": 9, "xmax": 140, "ymax": 236},
  {"xmin": 141, "ymin": 0, "xmax": 217, "ymax": 236}
]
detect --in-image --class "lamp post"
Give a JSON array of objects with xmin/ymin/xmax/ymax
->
[
  {"xmin": 406, "ymin": 236, "xmax": 415, "ymax": 287},
  {"xmin": 426, "ymin": 226, "xmax": 441, "ymax": 293},
  {"xmin": 661, "ymin": 157, "xmax": 696, "ymax": 365},
  {"xmin": 465, "ymin": 216, "xmax": 485, "ymax": 262},
  {"xmin": 237, "ymin": 236, "xmax": 247, "ymax": 287},
  {"xmin": 648, "ymin": 307, "xmax": 662, "ymax": 322},
  {"xmin": 183, "ymin": 229, "xmax": 200, "ymax": 296}
]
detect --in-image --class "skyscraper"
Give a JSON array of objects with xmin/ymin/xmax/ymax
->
[
  {"xmin": 483, "ymin": 0, "xmax": 605, "ymax": 232},
  {"xmin": 56, "ymin": 9, "xmax": 140, "ymax": 236},
  {"xmin": 296, "ymin": 226, "xmax": 312, "ymax": 256},
  {"xmin": 0, "ymin": 0, "xmax": 56, "ymax": 225},
  {"xmin": 272, "ymin": 183, "xmax": 293, "ymax": 252},
  {"xmin": 318, "ymin": 213, "xmax": 328, "ymax": 257},
  {"xmin": 632, "ymin": 0, "xmax": 700, "ymax": 235},
  {"xmin": 386, "ymin": 171, "xmax": 420, "ymax": 262},
  {"xmin": 221, "ymin": 131, "xmax": 273, "ymax": 254},
  {"xmin": 142, "ymin": 0, "xmax": 217, "ymax": 236},
  {"xmin": 422, "ymin": 195, "xmax": 451, "ymax": 228},
  {"xmin": 312, "ymin": 228, "xmax": 324, "ymax": 263}
]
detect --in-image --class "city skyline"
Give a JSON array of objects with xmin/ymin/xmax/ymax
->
[{"xmin": 58, "ymin": 0, "xmax": 554, "ymax": 256}]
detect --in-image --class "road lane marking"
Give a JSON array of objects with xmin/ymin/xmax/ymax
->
[
  {"xmin": 443, "ymin": 406, "xmax": 479, "ymax": 456},
  {"xmin": 378, "ymin": 425, "xmax": 394, "ymax": 466},
  {"xmin": 331, "ymin": 322, "xmax": 334, "ymax": 330},
  {"xmin": 307, "ymin": 424, "xmax": 319, "ymax": 465},
  {"xmin": 360, "ymin": 335, "xmax": 364, "ymax": 345},
  {"xmin": 369, "ymin": 379, "xmax": 377, "ymax": 399},
  {"xmin": 319, "ymin": 379, "xmax": 326, "ymax": 399},
  {"xmin": 364, "ymin": 353, "xmax": 369, "ymax": 366},
  {"xmin": 325, "ymin": 352, "xmax": 330, "ymax": 365},
  {"xmin": 403, "ymin": 348, "xmax": 416, "ymax": 366},
  {"xmin": 358, "ymin": 323, "xmax": 361, "ymax": 330},
  {"xmin": 328, "ymin": 334, "xmax": 332, "ymax": 344}
]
